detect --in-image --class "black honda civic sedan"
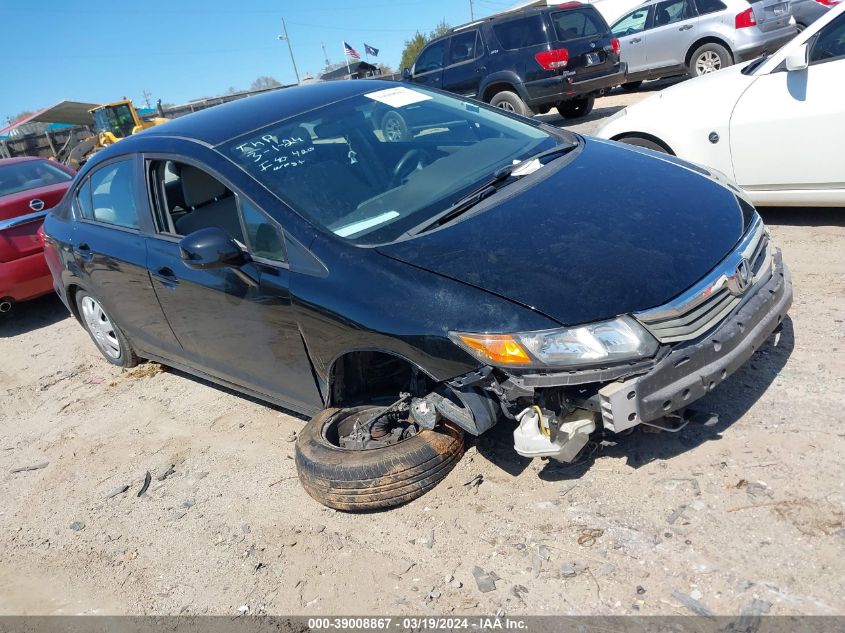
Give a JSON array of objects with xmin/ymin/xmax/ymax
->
[{"xmin": 43, "ymin": 80, "xmax": 792, "ymax": 511}]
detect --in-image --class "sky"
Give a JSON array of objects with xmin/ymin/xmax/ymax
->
[{"xmin": 0, "ymin": 0, "xmax": 519, "ymax": 124}]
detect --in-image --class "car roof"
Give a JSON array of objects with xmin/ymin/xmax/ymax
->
[
  {"xmin": 0, "ymin": 156, "xmax": 46, "ymax": 167},
  {"xmin": 138, "ymin": 80, "xmax": 390, "ymax": 147}
]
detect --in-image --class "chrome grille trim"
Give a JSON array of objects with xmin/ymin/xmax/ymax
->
[{"xmin": 635, "ymin": 214, "xmax": 772, "ymax": 343}]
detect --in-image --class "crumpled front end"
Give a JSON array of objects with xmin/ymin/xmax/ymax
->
[{"xmin": 442, "ymin": 214, "xmax": 792, "ymax": 462}]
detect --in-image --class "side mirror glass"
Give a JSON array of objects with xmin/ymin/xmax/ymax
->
[
  {"xmin": 785, "ymin": 43, "xmax": 809, "ymax": 72},
  {"xmin": 402, "ymin": 67, "xmax": 412, "ymax": 80},
  {"xmin": 179, "ymin": 227, "xmax": 246, "ymax": 270}
]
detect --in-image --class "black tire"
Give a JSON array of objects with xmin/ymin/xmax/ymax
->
[
  {"xmin": 619, "ymin": 135, "xmax": 670, "ymax": 154},
  {"xmin": 556, "ymin": 95, "xmax": 595, "ymax": 119},
  {"xmin": 295, "ymin": 406, "xmax": 465, "ymax": 511},
  {"xmin": 796, "ymin": 22, "xmax": 807, "ymax": 32},
  {"xmin": 688, "ymin": 42, "xmax": 732, "ymax": 77},
  {"xmin": 381, "ymin": 111, "xmax": 410, "ymax": 142},
  {"xmin": 75, "ymin": 290, "xmax": 139, "ymax": 368},
  {"xmin": 621, "ymin": 81, "xmax": 643, "ymax": 91},
  {"xmin": 489, "ymin": 90, "xmax": 533, "ymax": 117}
]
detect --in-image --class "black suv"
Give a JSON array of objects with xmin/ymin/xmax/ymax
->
[{"xmin": 403, "ymin": 2, "xmax": 627, "ymax": 119}]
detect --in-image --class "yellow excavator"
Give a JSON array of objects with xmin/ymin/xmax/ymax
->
[{"xmin": 65, "ymin": 99, "xmax": 168, "ymax": 168}]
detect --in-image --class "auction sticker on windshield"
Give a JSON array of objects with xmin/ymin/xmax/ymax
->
[{"xmin": 365, "ymin": 86, "xmax": 432, "ymax": 108}]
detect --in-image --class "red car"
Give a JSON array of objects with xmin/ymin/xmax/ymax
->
[{"xmin": 0, "ymin": 157, "xmax": 75, "ymax": 312}]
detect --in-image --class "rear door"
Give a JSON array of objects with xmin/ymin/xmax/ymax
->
[
  {"xmin": 642, "ymin": 0, "xmax": 701, "ymax": 69},
  {"xmin": 441, "ymin": 29, "xmax": 485, "ymax": 97},
  {"xmin": 547, "ymin": 6, "xmax": 617, "ymax": 78},
  {"xmin": 748, "ymin": 0, "xmax": 792, "ymax": 32},
  {"xmin": 410, "ymin": 39, "xmax": 447, "ymax": 89},
  {"xmin": 70, "ymin": 156, "xmax": 181, "ymax": 358},
  {"xmin": 611, "ymin": 5, "xmax": 653, "ymax": 73}
]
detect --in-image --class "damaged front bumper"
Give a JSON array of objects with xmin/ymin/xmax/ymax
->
[
  {"xmin": 445, "ymin": 247, "xmax": 792, "ymax": 460},
  {"xmin": 599, "ymin": 248, "xmax": 791, "ymax": 431}
]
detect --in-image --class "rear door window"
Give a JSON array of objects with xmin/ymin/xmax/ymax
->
[
  {"xmin": 448, "ymin": 30, "xmax": 481, "ymax": 65},
  {"xmin": 84, "ymin": 160, "xmax": 139, "ymax": 229},
  {"xmin": 695, "ymin": 0, "xmax": 726, "ymax": 14},
  {"xmin": 652, "ymin": 0, "xmax": 695, "ymax": 26},
  {"xmin": 493, "ymin": 15, "xmax": 548, "ymax": 50},
  {"xmin": 550, "ymin": 9, "xmax": 607, "ymax": 39}
]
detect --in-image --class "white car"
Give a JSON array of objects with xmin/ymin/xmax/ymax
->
[{"xmin": 597, "ymin": 1, "xmax": 845, "ymax": 206}]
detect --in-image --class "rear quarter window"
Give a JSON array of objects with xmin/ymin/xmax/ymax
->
[
  {"xmin": 550, "ymin": 9, "xmax": 608, "ymax": 39},
  {"xmin": 492, "ymin": 15, "xmax": 549, "ymax": 50}
]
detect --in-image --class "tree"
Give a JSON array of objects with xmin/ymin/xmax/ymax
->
[
  {"xmin": 249, "ymin": 76, "xmax": 282, "ymax": 91},
  {"xmin": 398, "ymin": 19, "xmax": 450, "ymax": 71},
  {"xmin": 376, "ymin": 63, "xmax": 396, "ymax": 76}
]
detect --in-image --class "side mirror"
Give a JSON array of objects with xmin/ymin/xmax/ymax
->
[
  {"xmin": 785, "ymin": 43, "xmax": 809, "ymax": 72},
  {"xmin": 179, "ymin": 227, "xmax": 246, "ymax": 270},
  {"xmin": 402, "ymin": 67, "xmax": 412, "ymax": 80}
]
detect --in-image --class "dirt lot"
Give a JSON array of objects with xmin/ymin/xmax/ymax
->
[{"xmin": 1, "ymin": 86, "xmax": 844, "ymax": 617}]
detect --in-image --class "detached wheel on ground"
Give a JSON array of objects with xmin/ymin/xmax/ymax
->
[
  {"xmin": 295, "ymin": 405, "xmax": 465, "ymax": 511},
  {"xmin": 620, "ymin": 81, "xmax": 643, "ymax": 91},
  {"xmin": 556, "ymin": 95, "xmax": 595, "ymax": 119},
  {"xmin": 75, "ymin": 290, "xmax": 140, "ymax": 367},
  {"xmin": 689, "ymin": 42, "xmax": 732, "ymax": 77},
  {"xmin": 489, "ymin": 91, "xmax": 533, "ymax": 117},
  {"xmin": 618, "ymin": 135, "xmax": 670, "ymax": 153},
  {"xmin": 381, "ymin": 111, "xmax": 411, "ymax": 142}
]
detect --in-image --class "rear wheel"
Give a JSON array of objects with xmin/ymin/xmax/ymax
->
[
  {"xmin": 557, "ymin": 95, "xmax": 595, "ymax": 119},
  {"xmin": 489, "ymin": 91, "xmax": 533, "ymax": 117},
  {"xmin": 689, "ymin": 43, "xmax": 732, "ymax": 77},
  {"xmin": 796, "ymin": 22, "xmax": 807, "ymax": 32},
  {"xmin": 619, "ymin": 135, "xmax": 670, "ymax": 154},
  {"xmin": 295, "ymin": 405, "xmax": 465, "ymax": 511},
  {"xmin": 75, "ymin": 290, "xmax": 139, "ymax": 367}
]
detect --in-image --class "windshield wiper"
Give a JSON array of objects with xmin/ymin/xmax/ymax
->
[{"xmin": 406, "ymin": 141, "xmax": 579, "ymax": 237}]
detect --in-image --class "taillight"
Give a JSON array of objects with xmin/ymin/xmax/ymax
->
[
  {"xmin": 735, "ymin": 7, "xmax": 757, "ymax": 28},
  {"xmin": 557, "ymin": 2, "xmax": 582, "ymax": 7},
  {"xmin": 535, "ymin": 48, "xmax": 569, "ymax": 70},
  {"xmin": 815, "ymin": 0, "xmax": 838, "ymax": 6},
  {"xmin": 611, "ymin": 37, "xmax": 621, "ymax": 56},
  {"xmin": 37, "ymin": 224, "xmax": 46, "ymax": 245}
]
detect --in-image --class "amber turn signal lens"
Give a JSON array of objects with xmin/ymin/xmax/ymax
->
[{"xmin": 456, "ymin": 333, "xmax": 532, "ymax": 365}]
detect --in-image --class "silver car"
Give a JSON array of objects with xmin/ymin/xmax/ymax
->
[{"xmin": 611, "ymin": 0, "xmax": 797, "ymax": 86}]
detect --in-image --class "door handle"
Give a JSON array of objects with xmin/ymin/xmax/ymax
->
[
  {"xmin": 631, "ymin": 37, "xmax": 642, "ymax": 43},
  {"xmin": 476, "ymin": 66, "xmax": 486, "ymax": 73},
  {"xmin": 679, "ymin": 24, "xmax": 693, "ymax": 30},
  {"xmin": 76, "ymin": 242, "xmax": 93, "ymax": 261},
  {"xmin": 151, "ymin": 266, "xmax": 179, "ymax": 287}
]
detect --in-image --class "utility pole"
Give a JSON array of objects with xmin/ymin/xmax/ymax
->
[
  {"xmin": 141, "ymin": 90, "xmax": 152, "ymax": 109},
  {"xmin": 277, "ymin": 17, "xmax": 301, "ymax": 84},
  {"xmin": 469, "ymin": 0, "xmax": 475, "ymax": 20}
]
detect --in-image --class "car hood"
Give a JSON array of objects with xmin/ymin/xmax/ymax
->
[{"xmin": 377, "ymin": 138, "xmax": 750, "ymax": 327}]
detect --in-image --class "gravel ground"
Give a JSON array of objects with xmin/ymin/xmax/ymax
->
[{"xmin": 1, "ymin": 84, "xmax": 843, "ymax": 616}]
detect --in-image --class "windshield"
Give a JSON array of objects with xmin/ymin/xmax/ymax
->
[
  {"xmin": 0, "ymin": 160, "xmax": 73, "ymax": 197},
  {"xmin": 220, "ymin": 86, "xmax": 564, "ymax": 245},
  {"xmin": 92, "ymin": 103, "xmax": 136, "ymax": 138}
]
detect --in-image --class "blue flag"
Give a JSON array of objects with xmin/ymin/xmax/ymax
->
[{"xmin": 364, "ymin": 43, "xmax": 379, "ymax": 57}]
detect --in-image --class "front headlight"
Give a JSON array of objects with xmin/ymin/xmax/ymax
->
[{"xmin": 450, "ymin": 316, "xmax": 659, "ymax": 369}]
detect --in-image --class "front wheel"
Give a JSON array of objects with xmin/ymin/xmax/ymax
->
[
  {"xmin": 76, "ymin": 290, "xmax": 139, "ymax": 367},
  {"xmin": 689, "ymin": 43, "xmax": 732, "ymax": 77},
  {"xmin": 556, "ymin": 95, "xmax": 595, "ymax": 119},
  {"xmin": 618, "ymin": 135, "xmax": 670, "ymax": 154},
  {"xmin": 295, "ymin": 406, "xmax": 465, "ymax": 511}
]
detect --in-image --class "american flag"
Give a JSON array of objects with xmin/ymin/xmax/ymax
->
[{"xmin": 344, "ymin": 42, "xmax": 361, "ymax": 59}]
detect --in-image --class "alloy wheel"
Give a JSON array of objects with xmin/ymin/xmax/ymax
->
[
  {"xmin": 496, "ymin": 101, "xmax": 516, "ymax": 112},
  {"xmin": 383, "ymin": 118, "xmax": 403, "ymax": 142},
  {"xmin": 80, "ymin": 296, "xmax": 121, "ymax": 359},
  {"xmin": 695, "ymin": 51, "xmax": 722, "ymax": 74}
]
